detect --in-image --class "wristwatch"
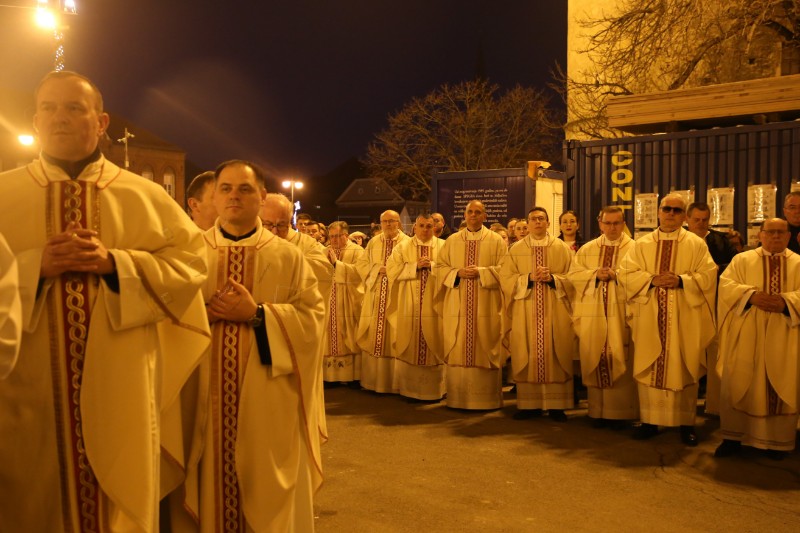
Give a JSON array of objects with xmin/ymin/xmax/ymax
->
[{"xmin": 248, "ymin": 304, "xmax": 265, "ymax": 328}]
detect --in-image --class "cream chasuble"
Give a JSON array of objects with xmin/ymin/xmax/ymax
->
[
  {"xmin": 194, "ymin": 224, "xmax": 325, "ymax": 533},
  {"xmin": 430, "ymin": 227, "xmax": 507, "ymax": 409},
  {"xmin": 356, "ymin": 232, "xmax": 408, "ymax": 392},
  {"xmin": 0, "ymin": 157, "xmax": 210, "ymax": 533},
  {"xmin": 500, "ymin": 235, "xmax": 575, "ymax": 409},
  {"xmin": 386, "ymin": 235, "xmax": 446, "ymax": 400},
  {"xmin": 717, "ymin": 248, "xmax": 800, "ymax": 450},
  {"xmin": 323, "ymin": 240, "xmax": 365, "ymax": 382},
  {"xmin": 0, "ymin": 232, "xmax": 21, "ymax": 379},
  {"xmin": 618, "ymin": 228, "xmax": 716, "ymax": 425},
  {"xmin": 568, "ymin": 234, "xmax": 639, "ymax": 419}
]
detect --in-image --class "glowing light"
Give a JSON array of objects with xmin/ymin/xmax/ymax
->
[
  {"xmin": 18, "ymin": 134, "xmax": 35, "ymax": 146},
  {"xmin": 295, "ymin": 182, "xmax": 304, "ymax": 190},
  {"xmin": 63, "ymin": 0, "xmax": 78, "ymax": 14},
  {"xmin": 35, "ymin": 8, "xmax": 57, "ymax": 30},
  {"xmin": 282, "ymin": 180, "xmax": 291, "ymax": 188}
]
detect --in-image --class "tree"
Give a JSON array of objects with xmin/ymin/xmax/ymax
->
[
  {"xmin": 563, "ymin": 0, "xmax": 800, "ymax": 138},
  {"xmin": 364, "ymin": 79, "xmax": 562, "ymax": 202}
]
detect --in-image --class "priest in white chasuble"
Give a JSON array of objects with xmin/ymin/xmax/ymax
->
[
  {"xmin": 0, "ymin": 232, "xmax": 21, "ymax": 379},
  {"xmin": 431, "ymin": 200, "xmax": 508, "ymax": 409},
  {"xmin": 714, "ymin": 218, "xmax": 800, "ymax": 458},
  {"xmin": 356, "ymin": 210, "xmax": 408, "ymax": 393},
  {"xmin": 323, "ymin": 221, "xmax": 365, "ymax": 384},
  {"xmin": 568, "ymin": 206, "xmax": 638, "ymax": 427},
  {"xmin": 260, "ymin": 192, "xmax": 332, "ymax": 450},
  {"xmin": 183, "ymin": 160, "xmax": 325, "ymax": 532},
  {"xmin": 0, "ymin": 71, "xmax": 210, "ymax": 533},
  {"xmin": 500, "ymin": 207, "xmax": 575, "ymax": 421},
  {"xmin": 386, "ymin": 213, "xmax": 446, "ymax": 401},
  {"xmin": 618, "ymin": 194, "xmax": 717, "ymax": 446}
]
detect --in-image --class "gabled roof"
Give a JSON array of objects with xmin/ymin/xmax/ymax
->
[{"xmin": 336, "ymin": 177, "xmax": 405, "ymax": 207}]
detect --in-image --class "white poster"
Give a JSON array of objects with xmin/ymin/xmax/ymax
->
[
  {"xmin": 707, "ymin": 187, "xmax": 735, "ymax": 226},
  {"xmin": 673, "ymin": 189, "xmax": 695, "ymax": 209},
  {"xmin": 747, "ymin": 184, "xmax": 776, "ymax": 223},
  {"xmin": 635, "ymin": 192, "xmax": 659, "ymax": 229}
]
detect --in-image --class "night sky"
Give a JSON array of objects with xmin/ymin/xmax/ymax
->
[{"xmin": 1, "ymin": 0, "xmax": 566, "ymax": 184}]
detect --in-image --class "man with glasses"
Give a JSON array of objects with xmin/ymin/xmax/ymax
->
[
  {"xmin": 618, "ymin": 194, "xmax": 717, "ymax": 446},
  {"xmin": 782, "ymin": 192, "xmax": 800, "ymax": 254},
  {"xmin": 356, "ymin": 210, "xmax": 409, "ymax": 392},
  {"xmin": 500, "ymin": 207, "xmax": 575, "ymax": 420},
  {"xmin": 568, "ymin": 206, "xmax": 638, "ymax": 428},
  {"xmin": 714, "ymin": 218, "xmax": 800, "ymax": 460}
]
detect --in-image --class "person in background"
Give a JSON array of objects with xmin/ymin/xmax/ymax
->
[
  {"xmin": 432, "ymin": 212, "xmax": 452, "ymax": 240},
  {"xmin": 185, "ymin": 170, "xmax": 218, "ymax": 230},
  {"xmin": 507, "ymin": 218, "xmax": 519, "ymax": 246},
  {"xmin": 349, "ymin": 230, "xmax": 368, "ymax": 247},
  {"xmin": 782, "ymin": 191, "xmax": 800, "ymax": 254},
  {"xmin": 558, "ymin": 210, "xmax": 583, "ymax": 254},
  {"xmin": 514, "ymin": 219, "xmax": 529, "ymax": 243}
]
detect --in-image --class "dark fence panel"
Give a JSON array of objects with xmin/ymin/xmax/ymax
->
[{"xmin": 565, "ymin": 121, "xmax": 800, "ymax": 240}]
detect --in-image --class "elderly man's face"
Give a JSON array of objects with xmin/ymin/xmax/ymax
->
[
  {"xmin": 380, "ymin": 213, "xmax": 401, "ymax": 238},
  {"xmin": 783, "ymin": 195, "xmax": 800, "ymax": 226},
  {"xmin": 260, "ymin": 203, "xmax": 292, "ymax": 240},
  {"xmin": 658, "ymin": 197, "xmax": 686, "ymax": 232},
  {"xmin": 760, "ymin": 219, "xmax": 791, "ymax": 254},
  {"xmin": 329, "ymin": 227, "xmax": 349, "ymax": 250},
  {"xmin": 34, "ymin": 75, "xmax": 110, "ymax": 162}
]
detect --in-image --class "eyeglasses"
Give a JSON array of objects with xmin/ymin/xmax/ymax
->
[
  {"xmin": 761, "ymin": 229, "xmax": 789, "ymax": 236},
  {"xmin": 263, "ymin": 221, "xmax": 290, "ymax": 231},
  {"xmin": 381, "ymin": 219, "xmax": 400, "ymax": 224},
  {"xmin": 600, "ymin": 220, "xmax": 624, "ymax": 226},
  {"xmin": 660, "ymin": 206, "xmax": 684, "ymax": 214},
  {"xmin": 529, "ymin": 216, "xmax": 547, "ymax": 222}
]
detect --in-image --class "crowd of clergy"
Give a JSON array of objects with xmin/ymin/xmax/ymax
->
[{"xmin": 0, "ymin": 70, "xmax": 798, "ymax": 533}]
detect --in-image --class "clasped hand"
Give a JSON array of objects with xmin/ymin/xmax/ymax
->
[
  {"xmin": 652, "ymin": 272, "xmax": 680, "ymax": 288},
  {"xmin": 207, "ymin": 278, "xmax": 258, "ymax": 323},
  {"xmin": 41, "ymin": 221, "xmax": 115, "ymax": 278},
  {"xmin": 749, "ymin": 291, "xmax": 786, "ymax": 313}
]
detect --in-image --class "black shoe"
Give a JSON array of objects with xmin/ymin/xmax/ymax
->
[
  {"xmin": 608, "ymin": 419, "xmax": 629, "ymax": 431},
  {"xmin": 513, "ymin": 409, "xmax": 543, "ymax": 420},
  {"xmin": 347, "ymin": 380, "xmax": 361, "ymax": 390},
  {"xmin": 590, "ymin": 417, "xmax": 607, "ymax": 428},
  {"xmin": 632, "ymin": 423, "xmax": 658, "ymax": 440},
  {"xmin": 714, "ymin": 439, "xmax": 741, "ymax": 458},
  {"xmin": 680, "ymin": 425, "xmax": 698, "ymax": 447},
  {"xmin": 549, "ymin": 409, "xmax": 568, "ymax": 422},
  {"xmin": 766, "ymin": 449, "xmax": 787, "ymax": 461},
  {"xmin": 323, "ymin": 381, "xmax": 341, "ymax": 389}
]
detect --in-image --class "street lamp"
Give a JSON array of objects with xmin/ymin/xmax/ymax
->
[{"xmin": 281, "ymin": 179, "xmax": 303, "ymax": 204}]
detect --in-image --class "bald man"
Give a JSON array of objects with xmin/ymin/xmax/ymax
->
[
  {"xmin": 618, "ymin": 193, "xmax": 717, "ymax": 446},
  {"xmin": 715, "ymin": 218, "xmax": 800, "ymax": 459},
  {"xmin": 356, "ymin": 210, "xmax": 409, "ymax": 392},
  {"xmin": 429, "ymin": 200, "xmax": 508, "ymax": 409}
]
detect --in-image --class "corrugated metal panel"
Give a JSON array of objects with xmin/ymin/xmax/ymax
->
[{"xmin": 565, "ymin": 121, "xmax": 800, "ymax": 239}]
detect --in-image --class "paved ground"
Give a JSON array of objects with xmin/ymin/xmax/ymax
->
[{"xmin": 314, "ymin": 386, "xmax": 800, "ymax": 533}]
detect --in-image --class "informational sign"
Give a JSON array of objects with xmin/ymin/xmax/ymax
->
[
  {"xmin": 707, "ymin": 187, "xmax": 735, "ymax": 226},
  {"xmin": 634, "ymin": 192, "xmax": 659, "ymax": 229},
  {"xmin": 433, "ymin": 171, "xmax": 529, "ymax": 230},
  {"xmin": 747, "ymin": 184, "xmax": 777, "ymax": 222}
]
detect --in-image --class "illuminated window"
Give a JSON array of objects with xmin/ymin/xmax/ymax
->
[
  {"xmin": 164, "ymin": 167, "xmax": 175, "ymax": 198},
  {"xmin": 141, "ymin": 165, "xmax": 154, "ymax": 181}
]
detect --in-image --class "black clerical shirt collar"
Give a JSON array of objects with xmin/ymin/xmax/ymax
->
[
  {"xmin": 42, "ymin": 147, "xmax": 102, "ymax": 180},
  {"xmin": 219, "ymin": 224, "xmax": 258, "ymax": 242}
]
